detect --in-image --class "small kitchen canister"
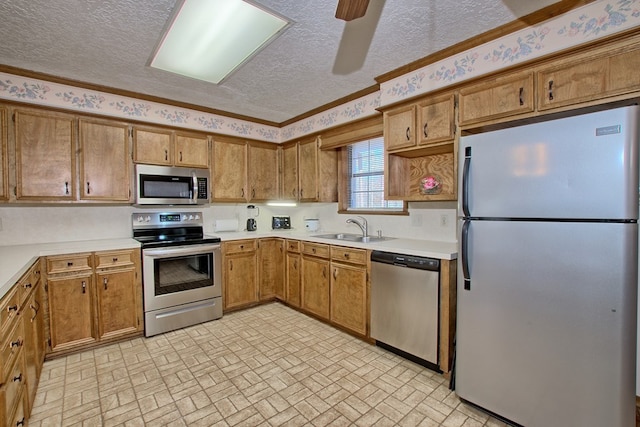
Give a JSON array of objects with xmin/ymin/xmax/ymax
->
[{"xmin": 304, "ymin": 218, "xmax": 320, "ymax": 232}]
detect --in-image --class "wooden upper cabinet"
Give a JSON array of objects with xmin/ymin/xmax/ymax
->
[
  {"xmin": 0, "ymin": 107, "xmax": 7, "ymax": 201},
  {"xmin": 459, "ymin": 71, "xmax": 534, "ymax": 126},
  {"xmin": 281, "ymin": 142, "xmax": 298, "ymax": 200},
  {"xmin": 248, "ymin": 142, "xmax": 279, "ymax": 201},
  {"xmin": 133, "ymin": 126, "xmax": 209, "ymax": 168},
  {"xmin": 133, "ymin": 126, "xmax": 173, "ymax": 165},
  {"xmin": 537, "ymin": 42, "xmax": 640, "ymax": 111},
  {"xmin": 79, "ymin": 119, "xmax": 130, "ymax": 201},
  {"xmin": 175, "ymin": 132, "xmax": 209, "ymax": 168},
  {"xmin": 384, "ymin": 104, "xmax": 416, "ymax": 151},
  {"xmin": 212, "ymin": 136, "xmax": 247, "ymax": 201},
  {"xmin": 14, "ymin": 109, "xmax": 75, "ymax": 201},
  {"xmin": 417, "ymin": 94, "xmax": 455, "ymax": 145},
  {"xmin": 298, "ymin": 138, "xmax": 318, "ymax": 202}
]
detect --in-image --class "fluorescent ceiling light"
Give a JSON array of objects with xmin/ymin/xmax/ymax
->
[
  {"xmin": 267, "ymin": 201, "xmax": 298, "ymax": 207},
  {"xmin": 151, "ymin": 0, "xmax": 289, "ymax": 84}
]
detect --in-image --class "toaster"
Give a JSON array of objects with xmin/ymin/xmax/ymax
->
[{"xmin": 272, "ymin": 216, "xmax": 291, "ymax": 229}]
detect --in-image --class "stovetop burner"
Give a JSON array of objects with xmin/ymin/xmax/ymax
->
[{"xmin": 132, "ymin": 211, "xmax": 220, "ymax": 248}]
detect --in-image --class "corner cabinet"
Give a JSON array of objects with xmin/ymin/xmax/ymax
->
[
  {"xmin": 79, "ymin": 118, "xmax": 131, "ymax": 202},
  {"xmin": 383, "ymin": 91, "xmax": 458, "ymax": 201},
  {"xmin": 14, "ymin": 108, "xmax": 76, "ymax": 201}
]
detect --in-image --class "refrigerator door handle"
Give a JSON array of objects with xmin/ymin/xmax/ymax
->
[
  {"xmin": 461, "ymin": 219, "xmax": 471, "ymax": 290},
  {"xmin": 462, "ymin": 147, "xmax": 471, "ymax": 217}
]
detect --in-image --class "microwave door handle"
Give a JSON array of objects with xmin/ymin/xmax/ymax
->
[{"xmin": 192, "ymin": 172, "xmax": 197, "ymax": 202}]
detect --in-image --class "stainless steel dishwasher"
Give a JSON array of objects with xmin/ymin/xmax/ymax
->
[{"xmin": 370, "ymin": 250, "xmax": 440, "ymax": 370}]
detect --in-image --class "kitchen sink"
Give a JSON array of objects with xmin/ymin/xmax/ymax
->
[{"xmin": 311, "ymin": 233, "xmax": 394, "ymax": 243}]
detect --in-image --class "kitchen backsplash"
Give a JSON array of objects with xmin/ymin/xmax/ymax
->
[{"xmin": 0, "ymin": 202, "xmax": 457, "ymax": 246}]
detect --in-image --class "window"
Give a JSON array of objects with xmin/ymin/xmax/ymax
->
[{"xmin": 346, "ymin": 137, "xmax": 404, "ymax": 211}]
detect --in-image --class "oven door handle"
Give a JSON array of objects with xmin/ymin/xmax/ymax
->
[{"xmin": 144, "ymin": 244, "xmax": 220, "ymax": 259}]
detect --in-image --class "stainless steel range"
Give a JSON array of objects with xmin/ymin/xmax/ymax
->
[{"xmin": 132, "ymin": 211, "xmax": 222, "ymax": 337}]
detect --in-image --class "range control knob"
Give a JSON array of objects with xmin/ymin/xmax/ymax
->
[
  {"xmin": 194, "ymin": 214, "xmax": 200, "ymax": 220},
  {"xmin": 181, "ymin": 215, "xmax": 188, "ymax": 221},
  {"xmin": 136, "ymin": 215, "xmax": 144, "ymax": 222},
  {"xmin": 189, "ymin": 215, "xmax": 194, "ymax": 220},
  {"xmin": 145, "ymin": 216, "xmax": 151, "ymax": 223}
]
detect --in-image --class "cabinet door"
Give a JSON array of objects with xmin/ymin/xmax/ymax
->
[
  {"xmin": 96, "ymin": 268, "xmax": 139, "ymax": 339},
  {"xmin": 384, "ymin": 104, "xmax": 416, "ymax": 151},
  {"xmin": 0, "ymin": 107, "xmax": 7, "ymax": 201},
  {"xmin": 79, "ymin": 119, "xmax": 130, "ymax": 201},
  {"xmin": 47, "ymin": 274, "xmax": 96, "ymax": 351},
  {"xmin": 133, "ymin": 126, "xmax": 173, "ymax": 165},
  {"xmin": 301, "ymin": 255, "xmax": 330, "ymax": 319},
  {"xmin": 330, "ymin": 262, "xmax": 367, "ymax": 335},
  {"xmin": 258, "ymin": 239, "xmax": 284, "ymax": 301},
  {"xmin": 23, "ymin": 282, "xmax": 44, "ymax": 413},
  {"xmin": 459, "ymin": 71, "xmax": 534, "ymax": 126},
  {"xmin": 318, "ymin": 149, "xmax": 338, "ymax": 202},
  {"xmin": 286, "ymin": 252, "xmax": 301, "ymax": 307},
  {"xmin": 298, "ymin": 138, "xmax": 318, "ymax": 202},
  {"xmin": 281, "ymin": 143, "xmax": 298, "ymax": 200},
  {"xmin": 248, "ymin": 143, "xmax": 279, "ymax": 201},
  {"xmin": 175, "ymin": 132, "xmax": 209, "ymax": 169},
  {"xmin": 14, "ymin": 109, "xmax": 75, "ymax": 200},
  {"xmin": 224, "ymin": 252, "xmax": 257, "ymax": 309},
  {"xmin": 212, "ymin": 137, "xmax": 247, "ymax": 201},
  {"xmin": 417, "ymin": 94, "xmax": 455, "ymax": 145}
]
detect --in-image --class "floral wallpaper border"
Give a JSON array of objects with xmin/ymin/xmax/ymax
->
[
  {"xmin": 380, "ymin": 0, "xmax": 640, "ymax": 106},
  {"xmin": 0, "ymin": 0, "xmax": 637, "ymax": 143}
]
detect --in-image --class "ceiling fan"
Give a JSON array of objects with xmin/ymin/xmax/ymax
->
[
  {"xmin": 335, "ymin": 0, "xmax": 370, "ymax": 21},
  {"xmin": 333, "ymin": 0, "xmax": 385, "ymax": 75}
]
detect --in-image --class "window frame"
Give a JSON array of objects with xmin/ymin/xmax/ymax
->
[{"xmin": 337, "ymin": 137, "xmax": 408, "ymax": 215}]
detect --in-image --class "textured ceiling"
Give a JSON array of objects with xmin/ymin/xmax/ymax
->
[{"xmin": 0, "ymin": 0, "xmax": 561, "ymax": 124}]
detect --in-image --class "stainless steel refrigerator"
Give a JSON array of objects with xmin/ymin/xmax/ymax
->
[{"xmin": 456, "ymin": 105, "xmax": 638, "ymax": 426}]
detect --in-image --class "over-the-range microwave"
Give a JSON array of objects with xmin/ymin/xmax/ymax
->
[{"xmin": 135, "ymin": 164, "xmax": 209, "ymax": 205}]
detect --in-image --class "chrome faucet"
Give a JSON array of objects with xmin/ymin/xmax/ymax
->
[{"xmin": 346, "ymin": 216, "xmax": 368, "ymax": 238}]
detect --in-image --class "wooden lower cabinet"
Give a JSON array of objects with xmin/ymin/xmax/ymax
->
[
  {"xmin": 285, "ymin": 240, "xmax": 301, "ymax": 307},
  {"xmin": 23, "ymin": 281, "xmax": 45, "ymax": 414},
  {"xmin": 301, "ymin": 254, "xmax": 330, "ymax": 320},
  {"xmin": 258, "ymin": 238, "xmax": 284, "ymax": 301},
  {"xmin": 45, "ymin": 249, "xmax": 142, "ymax": 355},
  {"xmin": 222, "ymin": 240, "xmax": 258, "ymax": 310},
  {"xmin": 330, "ymin": 246, "xmax": 368, "ymax": 336}
]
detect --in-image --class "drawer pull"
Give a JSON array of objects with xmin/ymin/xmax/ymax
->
[
  {"xmin": 67, "ymin": 262, "xmax": 74, "ymax": 267},
  {"xmin": 165, "ymin": 149, "xmax": 168, "ymax": 161},
  {"xmin": 344, "ymin": 253, "xmax": 350, "ymax": 259},
  {"xmin": 13, "ymin": 373, "xmax": 22, "ymax": 383},
  {"xmin": 10, "ymin": 339, "xmax": 22, "ymax": 348},
  {"xmin": 240, "ymin": 245, "xmax": 244, "ymax": 249},
  {"xmin": 548, "ymin": 80, "xmax": 554, "ymax": 101},
  {"xmin": 112, "ymin": 257, "xmax": 118, "ymax": 262},
  {"xmin": 24, "ymin": 282, "xmax": 32, "ymax": 289},
  {"xmin": 312, "ymin": 248, "xmax": 316, "ymax": 254},
  {"xmin": 7, "ymin": 305, "xmax": 18, "ymax": 312}
]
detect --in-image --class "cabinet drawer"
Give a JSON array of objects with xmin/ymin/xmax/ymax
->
[
  {"xmin": 0, "ymin": 288, "xmax": 20, "ymax": 336},
  {"xmin": 330, "ymin": 246, "xmax": 367, "ymax": 265},
  {"xmin": 301, "ymin": 242, "xmax": 330, "ymax": 258},
  {"xmin": 286, "ymin": 239, "xmax": 300, "ymax": 253},
  {"xmin": 17, "ymin": 262, "xmax": 41, "ymax": 307},
  {"xmin": 46, "ymin": 253, "xmax": 92, "ymax": 274},
  {"xmin": 7, "ymin": 386, "xmax": 25, "ymax": 427},
  {"xmin": 224, "ymin": 239, "xmax": 256, "ymax": 254},
  {"xmin": 0, "ymin": 321, "xmax": 23, "ymax": 385},
  {"xmin": 95, "ymin": 250, "xmax": 136, "ymax": 269},
  {"xmin": 3, "ymin": 353, "xmax": 24, "ymax": 419}
]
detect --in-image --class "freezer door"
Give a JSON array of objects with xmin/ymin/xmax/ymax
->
[
  {"xmin": 456, "ymin": 220, "xmax": 637, "ymax": 427},
  {"xmin": 459, "ymin": 105, "xmax": 639, "ymax": 220}
]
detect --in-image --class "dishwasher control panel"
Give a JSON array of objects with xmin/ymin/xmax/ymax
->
[{"xmin": 371, "ymin": 250, "xmax": 439, "ymax": 271}]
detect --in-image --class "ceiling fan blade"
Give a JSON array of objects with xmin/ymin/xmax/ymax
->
[
  {"xmin": 333, "ymin": 0, "xmax": 385, "ymax": 75},
  {"xmin": 335, "ymin": 0, "xmax": 370, "ymax": 21}
]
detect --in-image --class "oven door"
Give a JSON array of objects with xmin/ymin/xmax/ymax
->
[{"xmin": 142, "ymin": 244, "xmax": 222, "ymax": 311}]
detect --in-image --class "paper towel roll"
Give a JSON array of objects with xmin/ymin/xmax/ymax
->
[{"xmin": 214, "ymin": 219, "xmax": 239, "ymax": 232}]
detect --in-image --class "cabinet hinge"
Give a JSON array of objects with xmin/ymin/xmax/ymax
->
[
  {"xmin": 129, "ymin": 128, "xmax": 133, "ymax": 138},
  {"xmin": 13, "ymin": 187, "xmax": 17, "ymax": 196}
]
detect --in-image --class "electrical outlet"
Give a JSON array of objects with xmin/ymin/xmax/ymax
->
[{"xmin": 440, "ymin": 214, "xmax": 448, "ymax": 227}]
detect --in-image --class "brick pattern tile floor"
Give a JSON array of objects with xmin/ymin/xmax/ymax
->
[{"xmin": 29, "ymin": 303, "xmax": 507, "ymax": 426}]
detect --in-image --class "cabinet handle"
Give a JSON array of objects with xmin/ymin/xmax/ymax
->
[
  {"xmin": 86, "ymin": 182, "xmax": 90, "ymax": 194},
  {"xmin": 10, "ymin": 339, "xmax": 22, "ymax": 348},
  {"xmin": 240, "ymin": 245, "xmax": 244, "ymax": 249},
  {"xmin": 252, "ymin": 188, "xmax": 255, "ymax": 198},
  {"xmin": 241, "ymin": 188, "xmax": 245, "ymax": 198},
  {"xmin": 548, "ymin": 80, "xmax": 554, "ymax": 101},
  {"xmin": 13, "ymin": 373, "xmax": 22, "ymax": 383},
  {"xmin": 165, "ymin": 149, "xmax": 168, "ymax": 161},
  {"xmin": 405, "ymin": 126, "xmax": 411, "ymax": 141},
  {"xmin": 113, "ymin": 257, "xmax": 118, "ymax": 262},
  {"xmin": 67, "ymin": 262, "xmax": 74, "ymax": 267},
  {"xmin": 294, "ymin": 260, "xmax": 297, "ymax": 269},
  {"xmin": 292, "ymin": 189, "xmax": 296, "ymax": 198},
  {"xmin": 82, "ymin": 281, "xmax": 86, "ymax": 294},
  {"xmin": 344, "ymin": 253, "xmax": 350, "ymax": 259},
  {"xmin": 300, "ymin": 189, "xmax": 304, "ymax": 198},
  {"xmin": 519, "ymin": 87, "xmax": 524, "ymax": 106},
  {"xmin": 24, "ymin": 282, "xmax": 32, "ymax": 289},
  {"xmin": 7, "ymin": 305, "xmax": 17, "ymax": 313},
  {"xmin": 312, "ymin": 248, "xmax": 316, "ymax": 254},
  {"xmin": 230, "ymin": 260, "xmax": 233, "ymax": 271},
  {"xmin": 30, "ymin": 303, "xmax": 38, "ymax": 321},
  {"xmin": 16, "ymin": 418, "xmax": 25, "ymax": 426},
  {"xmin": 423, "ymin": 123, "xmax": 428, "ymax": 138},
  {"xmin": 179, "ymin": 151, "xmax": 183, "ymax": 162},
  {"xmin": 103, "ymin": 277, "xmax": 108, "ymax": 290},
  {"xmin": 333, "ymin": 268, "xmax": 337, "ymax": 280},
  {"xmin": 65, "ymin": 181, "xmax": 69, "ymax": 195},
  {"xmin": 322, "ymin": 267, "xmax": 326, "ymax": 278}
]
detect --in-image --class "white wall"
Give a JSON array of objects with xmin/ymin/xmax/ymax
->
[{"xmin": 0, "ymin": 202, "xmax": 457, "ymax": 246}]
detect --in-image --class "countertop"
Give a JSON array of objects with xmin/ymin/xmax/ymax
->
[{"xmin": 0, "ymin": 232, "xmax": 457, "ymax": 300}]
